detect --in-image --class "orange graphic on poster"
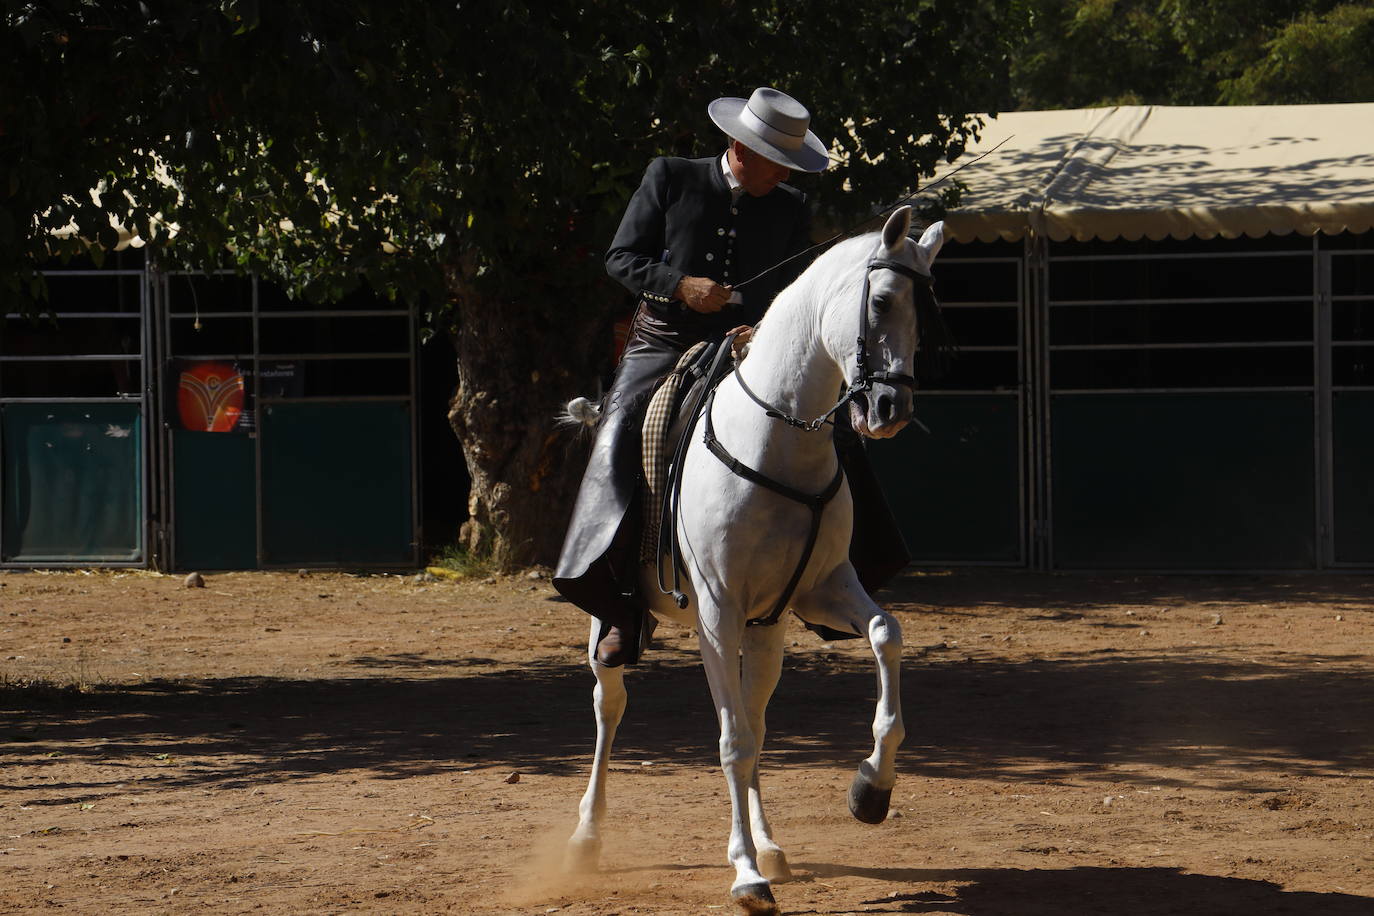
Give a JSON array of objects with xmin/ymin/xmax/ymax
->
[{"xmin": 178, "ymin": 362, "xmax": 245, "ymax": 432}]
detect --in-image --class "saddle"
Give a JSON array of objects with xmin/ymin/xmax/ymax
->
[{"xmin": 639, "ymin": 340, "xmax": 721, "ymax": 564}]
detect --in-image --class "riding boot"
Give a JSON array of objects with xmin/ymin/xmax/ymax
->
[
  {"xmin": 592, "ymin": 489, "xmax": 648, "ymax": 668},
  {"xmin": 595, "ymin": 624, "xmax": 631, "ymax": 667}
]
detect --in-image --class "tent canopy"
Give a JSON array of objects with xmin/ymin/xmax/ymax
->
[{"xmin": 939, "ymin": 103, "xmax": 1374, "ymax": 244}]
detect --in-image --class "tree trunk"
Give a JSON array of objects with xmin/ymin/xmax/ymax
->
[{"xmin": 446, "ymin": 286, "xmax": 612, "ymax": 571}]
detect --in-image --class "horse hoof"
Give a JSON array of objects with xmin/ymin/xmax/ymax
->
[
  {"xmin": 758, "ymin": 847, "xmax": 792, "ymax": 883},
  {"xmin": 564, "ymin": 834, "xmax": 601, "ymax": 873},
  {"xmin": 731, "ymin": 881, "xmax": 779, "ymax": 916},
  {"xmin": 847, "ymin": 771, "xmax": 892, "ymax": 824}
]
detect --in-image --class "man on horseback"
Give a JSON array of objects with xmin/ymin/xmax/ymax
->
[{"xmin": 554, "ymin": 87, "xmax": 908, "ymax": 666}]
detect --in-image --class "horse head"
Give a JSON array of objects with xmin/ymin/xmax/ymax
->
[{"xmin": 845, "ymin": 206, "xmax": 945, "ymax": 439}]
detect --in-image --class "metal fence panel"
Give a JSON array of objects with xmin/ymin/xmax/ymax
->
[
  {"xmin": 1051, "ymin": 392, "xmax": 1316, "ymax": 568},
  {"xmin": 1, "ymin": 403, "xmax": 143, "ymax": 562},
  {"xmin": 1333, "ymin": 391, "xmax": 1374, "ymax": 564},
  {"xmin": 171, "ymin": 429, "xmax": 257, "ymax": 570},
  {"xmin": 258, "ymin": 400, "xmax": 414, "ymax": 566},
  {"xmin": 870, "ymin": 394, "xmax": 1022, "ymax": 562}
]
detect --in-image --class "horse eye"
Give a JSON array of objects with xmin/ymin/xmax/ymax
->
[{"xmin": 872, "ymin": 295, "xmax": 892, "ymax": 314}]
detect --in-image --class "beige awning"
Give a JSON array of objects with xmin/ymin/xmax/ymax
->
[{"xmin": 940, "ymin": 103, "xmax": 1374, "ymax": 244}]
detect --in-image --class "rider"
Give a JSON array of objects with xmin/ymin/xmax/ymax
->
[{"xmin": 553, "ymin": 87, "xmax": 908, "ymax": 667}]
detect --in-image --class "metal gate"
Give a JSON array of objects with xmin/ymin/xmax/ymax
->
[
  {"xmin": 0, "ymin": 253, "xmax": 419, "ymax": 570},
  {"xmin": 1038, "ymin": 235, "xmax": 1320, "ymax": 569},
  {"xmin": 872, "ymin": 231, "xmax": 1374, "ymax": 570},
  {"xmin": 154, "ymin": 267, "xmax": 419, "ymax": 570},
  {"xmin": 0, "ymin": 253, "xmax": 151, "ymax": 566},
  {"xmin": 1323, "ymin": 248, "xmax": 1374, "ymax": 565}
]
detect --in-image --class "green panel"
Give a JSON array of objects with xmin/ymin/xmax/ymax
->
[
  {"xmin": 869, "ymin": 395, "xmax": 1021, "ymax": 562},
  {"xmin": 2, "ymin": 404, "xmax": 142, "ymax": 562},
  {"xmin": 1052, "ymin": 393, "xmax": 1315, "ymax": 568},
  {"xmin": 260, "ymin": 401, "xmax": 413, "ymax": 565},
  {"xmin": 172, "ymin": 430, "xmax": 257, "ymax": 570},
  {"xmin": 1333, "ymin": 391, "xmax": 1374, "ymax": 564}
]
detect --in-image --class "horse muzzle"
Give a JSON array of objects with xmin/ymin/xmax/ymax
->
[{"xmin": 849, "ymin": 383, "xmax": 912, "ymax": 439}]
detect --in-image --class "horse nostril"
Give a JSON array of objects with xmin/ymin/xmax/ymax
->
[{"xmin": 876, "ymin": 392, "xmax": 896, "ymax": 424}]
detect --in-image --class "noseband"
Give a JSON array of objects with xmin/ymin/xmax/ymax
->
[{"xmin": 734, "ymin": 251, "xmax": 931, "ymax": 431}]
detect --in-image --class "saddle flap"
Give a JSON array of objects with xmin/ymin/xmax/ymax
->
[{"xmin": 639, "ymin": 340, "xmax": 720, "ymax": 563}]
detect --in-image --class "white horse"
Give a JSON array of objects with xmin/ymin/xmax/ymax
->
[{"xmin": 567, "ymin": 206, "xmax": 945, "ymax": 915}]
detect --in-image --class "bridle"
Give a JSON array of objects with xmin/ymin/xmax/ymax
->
[{"xmin": 732, "ymin": 249, "xmax": 932, "ymax": 432}]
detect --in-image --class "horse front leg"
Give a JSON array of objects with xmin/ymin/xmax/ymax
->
[
  {"xmin": 566, "ymin": 617, "xmax": 628, "ymax": 873},
  {"xmin": 793, "ymin": 571, "xmax": 905, "ymax": 824},
  {"xmin": 741, "ymin": 621, "xmax": 790, "ymax": 883},
  {"xmin": 698, "ymin": 612, "xmax": 779, "ymax": 915}
]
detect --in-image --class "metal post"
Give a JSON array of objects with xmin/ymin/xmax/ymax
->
[
  {"xmin": 1027, "ymin": 233, "xmax": 1051, "ymax": 570},
  {"xmin": 408, "ymin": 299, "xmax": 421, "ymax": 567},
  {"xmin": 1316, "ymin": 242, "xmax": 1334, "ymax": 567}
]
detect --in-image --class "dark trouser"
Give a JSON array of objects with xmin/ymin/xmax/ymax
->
[{"xmin": 553, "ymin": 307, "xmax": 689, "ymax": 649}]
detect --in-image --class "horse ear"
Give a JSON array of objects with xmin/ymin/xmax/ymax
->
[
  {"xmin": 882, "ymin": 205, "xmax": 912, "ymax": 253},
  {"xmin": 916, "ymin": 220, "xmax": 945, "ymax": 268}
]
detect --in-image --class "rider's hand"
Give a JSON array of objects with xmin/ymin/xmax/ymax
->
[
  {"xmin": 728, "ymin": 325, "xmax": 754, "ymax": 359},
  {"xmin": 676, "ymin": 276, "xmax": 732, "ymax": 313}
]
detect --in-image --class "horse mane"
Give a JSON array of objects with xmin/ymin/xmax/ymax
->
[{"xmin": 753, "ymin": 231, "xmax": 877, "ymax": 339}]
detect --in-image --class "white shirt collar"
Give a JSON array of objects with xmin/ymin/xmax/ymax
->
[{"xmin": 721, "ymin": 152, "xmax": 742, "ymax": 196}]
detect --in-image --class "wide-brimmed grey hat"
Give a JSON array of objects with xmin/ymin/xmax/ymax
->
[{"xmin": 708, "ymin": 87, "xmax": 831, "ymax": 173}]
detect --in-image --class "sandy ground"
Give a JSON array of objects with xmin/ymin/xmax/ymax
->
[{"xmin": 2, "ymin": 567, "xmax": 1373, "ymax": 915}]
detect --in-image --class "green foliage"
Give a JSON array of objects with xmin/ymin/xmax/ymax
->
[
  {"xmin": 2, "ymin": 0, "xmax": 1016, "ymax": 320},
  {"xmin": 427, "ymin": 542, "xmax": 497, "ymax": 580},
  {"xmin": 1222, "ymin": 4, "xmax": 1374, "ymax": 104},
  {"xmin": 1006, "ymin": 0, "xmax": 1370, "ymax": 110}
]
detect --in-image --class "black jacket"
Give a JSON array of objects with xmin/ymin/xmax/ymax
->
[{"xmin": 605, "ymin": 155, "xmax": 813, "ymax": 339}]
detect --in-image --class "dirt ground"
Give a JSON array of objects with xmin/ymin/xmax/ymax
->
[{"xmin": 2, "ymin": 567, "xmax": 1373, "ymax": 915}]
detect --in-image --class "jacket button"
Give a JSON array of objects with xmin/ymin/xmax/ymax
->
[
  {"xmin": 705, "ymin": 253, "xmax": 714, "ymax": 261},
  {"xmin": 717, "ymin": 228, "xmax": 726, "ymax": 236}
]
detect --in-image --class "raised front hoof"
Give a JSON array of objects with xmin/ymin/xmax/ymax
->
[
  {"xmin": 847, "ymin": 771, "xmax": 892, "ymax": 824},
  {"xmin": 757, "ymin": 847, "xmax": 793, "ymax": 883},
  {"xmin": 564, "ymin": 834, "xmax": 602, "ymax": 874},
  {"xmin": 731, "ymin": 882, "xmax": 779, "ymax": 916}
]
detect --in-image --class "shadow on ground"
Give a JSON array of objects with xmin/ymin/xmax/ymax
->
[
  {"xmin": 883, "ymin": 568, "xmax": 1374, "ymax": 614},
  {"xmin": 3, "ymin": 639, "xmax": 1372, "ymax": 795},
  {"xmin": 798, "ymin": 863, "xmax": 1374, "ymax": 915}
]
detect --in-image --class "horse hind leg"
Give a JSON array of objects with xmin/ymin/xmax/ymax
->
[{"xmin": 566, "ymin": 618, "xmax": 629, "ymax": 873}]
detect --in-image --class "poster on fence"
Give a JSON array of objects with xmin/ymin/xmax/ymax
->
[
  {"xmin": 176, "ymin": 361, "xmax": 248, "ymax": 433},
  {"xmin": 175, "ymin": 360, "xmax": 304, "ymax": 433}
]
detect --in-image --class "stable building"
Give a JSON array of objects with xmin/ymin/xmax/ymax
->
[{"xmin": 871, "ymin": 103, "xmax": 1374, "ymax": 570}]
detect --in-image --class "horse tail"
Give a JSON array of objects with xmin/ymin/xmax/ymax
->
[{"xmin": 556, "ymin": 395, "xmax": 602, "ymax": 430}]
